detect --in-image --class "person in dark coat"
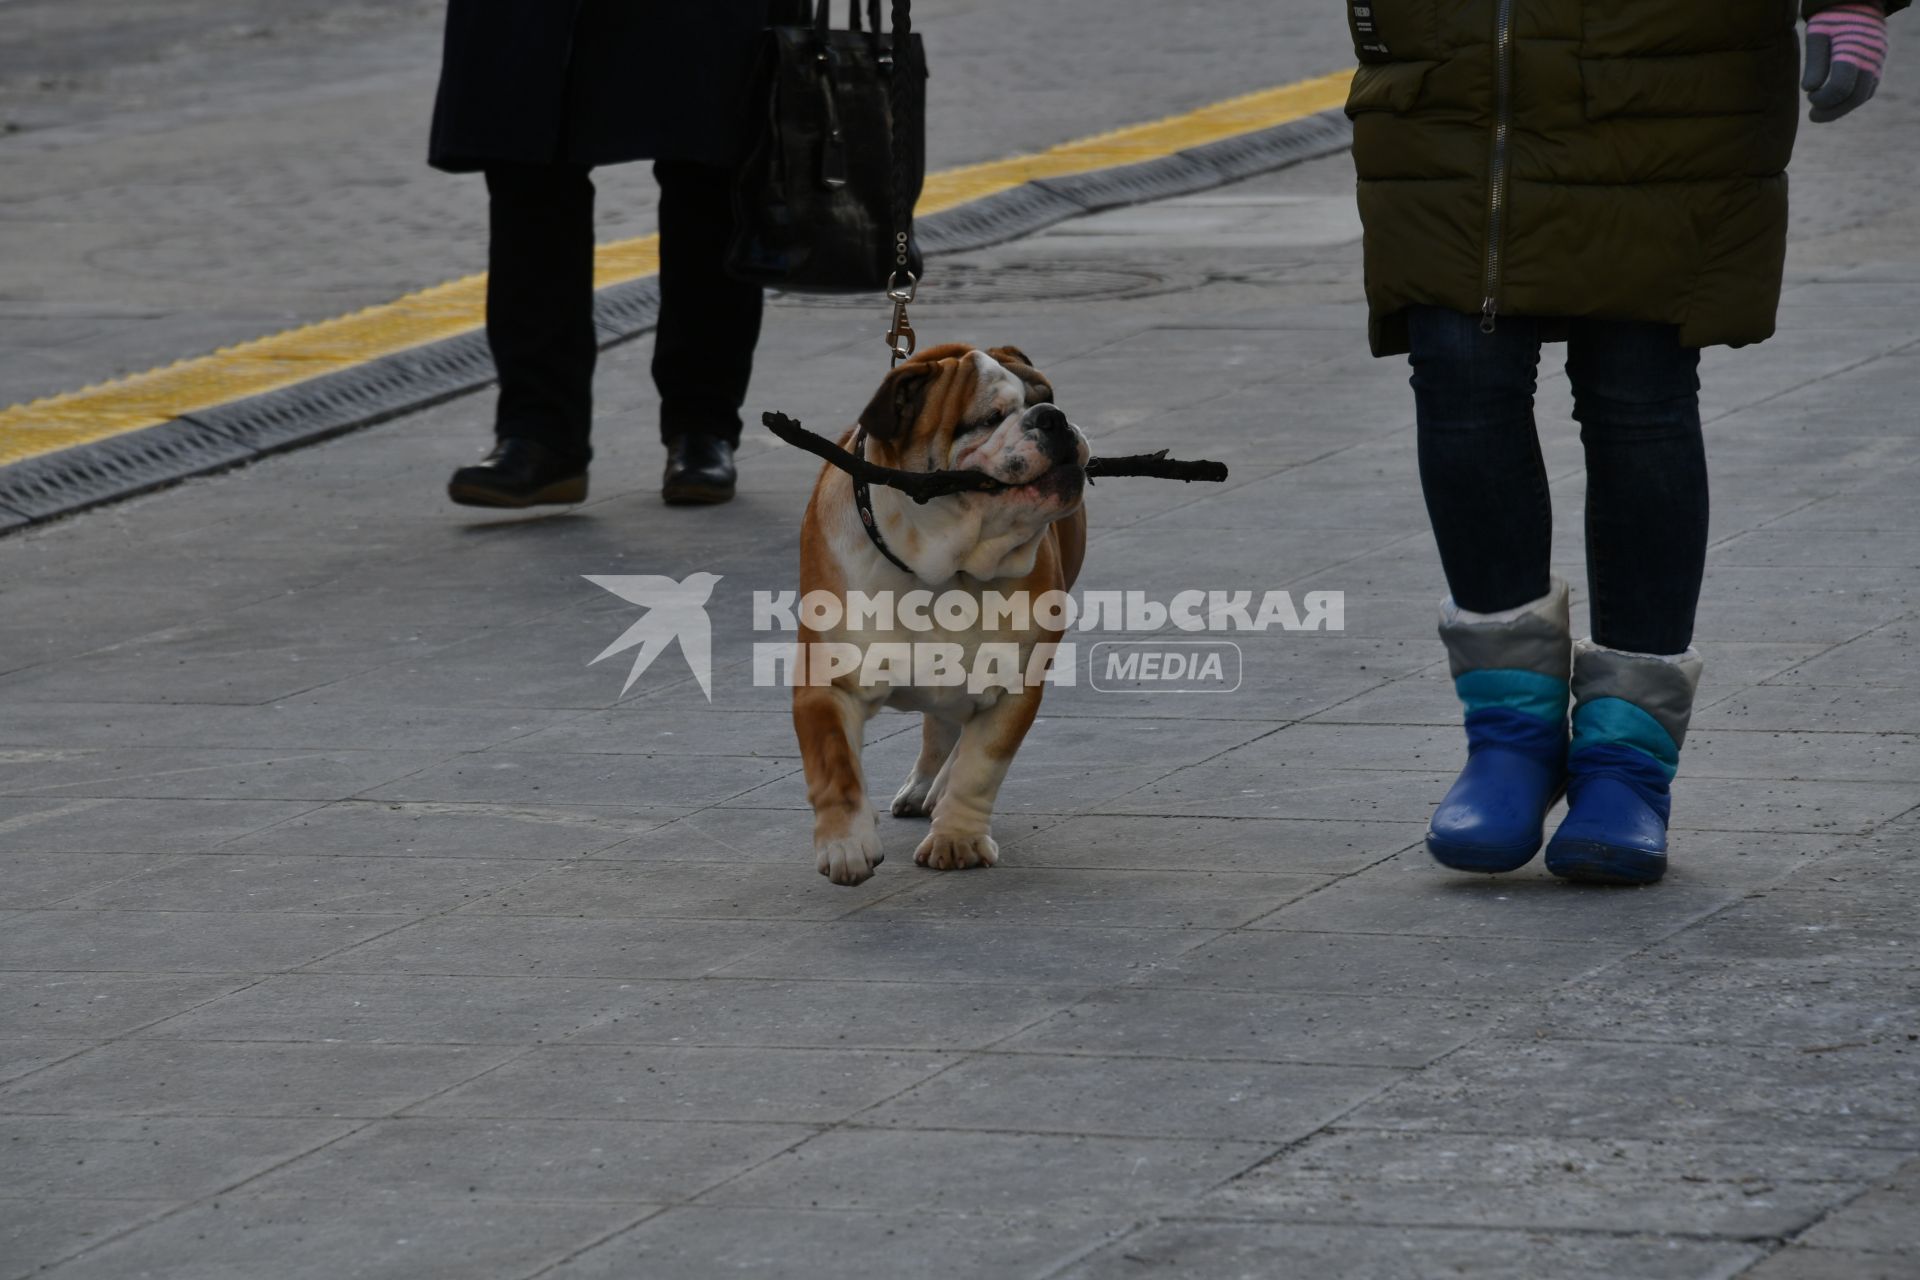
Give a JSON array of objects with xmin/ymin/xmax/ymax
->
[
  {"xmin": 432, "ymin": 0, "xmax": 788, "ymax": 507},
  {"xmin": 1344, "ymin": 0, "xmax": 1900, "ymax": 886}
]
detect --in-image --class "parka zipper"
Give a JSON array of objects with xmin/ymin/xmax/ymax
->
[{"xmin": 1480, "ymin": 0, "xmax": 1516, "ymax": 334}]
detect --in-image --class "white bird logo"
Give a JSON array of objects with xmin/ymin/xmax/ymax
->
[{"xmin": 583, "ymin": 572, "xmax": 723, "ymax": 700}]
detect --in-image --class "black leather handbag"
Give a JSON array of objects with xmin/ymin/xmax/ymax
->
[{"xmin": 727, "ymin": 0, "xmax": 926, "ymax": 293}]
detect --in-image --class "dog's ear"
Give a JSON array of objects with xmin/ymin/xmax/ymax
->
[
  {"xmin": 857, "ymin": 363, "xmax": 934, "ymax": 442},
  {"xmin": 988, "ymin": 345, "xmax": 1054, "ymax": 405}
]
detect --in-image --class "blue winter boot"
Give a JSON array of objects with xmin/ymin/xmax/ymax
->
[
  {"xmin": 1426, "ymin": 579, "xmax": 1572, "ymax": 874},
  {"xmin": 1545, "ymin": 640, "xmax": 1704, "ymax": 886}
]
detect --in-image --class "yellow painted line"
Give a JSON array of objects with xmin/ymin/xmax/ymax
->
[{"xmin": 0, "ymin": 68, "xmax": 1352, "ymax": 471}]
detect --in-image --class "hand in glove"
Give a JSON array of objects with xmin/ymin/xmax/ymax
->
[{"xmin": 1805, "ymin": 2, "xmax": 1890, "ymax": 121}]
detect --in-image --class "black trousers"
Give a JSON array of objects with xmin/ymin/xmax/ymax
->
[
  {"xmin": 1406, "ymin": 306, "xmax": 1710, "ymax": 655},
  {"xmin": 484, "ymin": 160, "xmax": 765, "ymax": 463}
]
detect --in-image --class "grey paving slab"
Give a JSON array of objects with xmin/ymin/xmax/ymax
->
[
  {"xmin": 1711, "ymin": 528, "xmax": 1920, "ymax": 569},
  {"xmin": 23, "ymin": 1197, "xmax": 645, "ymax": 1280},
  {"xmin": 558, "ymin": 1205, "xmax": 1126, "ymax": 1280},
  {"xmin": 1698, "ymin": 684, "xmax": 1920, "ymax": 735},
  {"xmin": 1345, "ymin": 1037, "xmax": 1920, "ymax": 1150},
  {"xmin": 1796, "ymin": 1156, "xmax": 1920, "ymax": 1254},
  {"xmin": 497, "ymin": 708, "xmax": 809, "ymax": 759},
  {"xmin": 359, "ymin": 751, "xmax": 791, "ymax": 808},
  {"xmin": 994, "ymin": 814, "xmax": 1424, "ymax": 876},
  {"xmin": 1147, "ymin": 929, "xmax": 1620, "ymax": 999},
  {"xmin": 132, "ymin": 974, "xmax": 682, "ymax": 1046},
  {"xmin": 0, "ymin": 701, "xmax": 578, "ymax": 752},
  {"xmin": 861, "ymin": 1052, "xmax": 1397, "ymax": 1143},
  {"xmin": 0, "ymin": 1040, "xmax": 93, "ymax": 1087},
  {"xmin": 1055, "ymin": 1221, "xmax": 1761, "ymax": 1280},
  {"xmin": 0, "ymin": 852, "xmax": 172, "ymax": 908},
  {"xmin": 303, "ymin": 915, "xmax": 822, "ymax": 980},
  {"xmin": 715, "ymin": 920, "xmax": 1216, "ymax": 987},
  {"xmin": 867, "ymin": 867, "xmax": 1330, "ymax": 930},
  {"xmin": 559, "ymin": 978, "xmax": 1083, "ymax": 1052},
  {"xmin": 1201, "ymin": 1130, "xmax": 1913, "ymax": 1239},
  {"xmin": 0, "ymin": 908, "xmax": 408, "ymax": 974},
  {"xmin": 1250, "ymin": 852, "xmax": 1743, "ymax": 945},
  {"xmin": 215, "ymin": 799, "xmax": 672, "ymax": 859},
  {"xmin": 413, "ymin": 1045, "xmax": 953, "ymax": 1125},
  {"xmin": 999, "ymin": 987, "xmax": 1497, "ymax": 1069},
  {"xmin": 0, "ymin": 1200, "xmax": 174, "ymax": 1280},
  {"xmin": 1665, "ymin": 776, "xmax": 1917, "ymax": 837},
  {"xmin": 238, "ymin": 1116, "xmax": 804, "ymax": 1204},
  {"xmin": 701, "ymin": 1127, "xmax": 1271, "ymax": 1216},
  {"xmin": 0, "ymin": 1040, "xmax": 515, "ymax": 1119},
  {"xmin": 0, "ymin": 796, "xmax": 317, "ymax": 853},
  {"xmin": 1768, "ymin": 620, "xmax": 1920, "ymax": 689},
  {"xmin": 1743, "ymin": 1246, "xmax": 1920, "ymax": 1279},
  {"xmin": 452, "ymin": 861, "xmax": 893, "ymax": 922},
  {"xmin": 0, "ymin": 1114, "xmax": 355, "ymax": 1200},
  {"xmin": 0, "ymin": 619, "xmax": 477, "ymax": 706},
  {"xmin": 1648, "ymin": 886, "xmax": 1920, "ymax": 969},
  {"xmin": 1099, "ymin": 760, "xmax": 1444, "ymax": 822},
  {"xmin": 590, "ymin": 806, "xmax": 825, "ymax": 863},
  {"xmin": 1770, "ymin": 493, "xmax": 1920, "ymax": 532},
  {"xmin": 1679, "ymin": 730, "xmax": 1920, "ymax": 783},
  {"xmin": 1531, "ymin": 956, "xmax": 1920, "ymax": 1049},
  {"xmin": 0, "ymin": 972, "xmax": 249, "ymax": 1039},
  {"xmin": 61, "ymin": 853, "xmax": 558, "ymax": 914},
  {"xmin": 0, "ymin": 746, "xmax": 450, "ymax": 802}
]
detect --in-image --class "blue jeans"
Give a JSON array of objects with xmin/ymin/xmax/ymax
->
[{"xmin": 1406, "ymin": 307, "xmax": 1709, "ymax": 655}]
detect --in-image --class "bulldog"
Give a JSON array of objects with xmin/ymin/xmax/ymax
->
[{"xmin": 794, "ymin": 343, "xmax": 1088, "ymax": 885}]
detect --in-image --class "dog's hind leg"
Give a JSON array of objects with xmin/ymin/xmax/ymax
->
[
  {"xmin": 891, "ymin": 714, "xmax": 961, "ymax": 818},
  {"xmin": 914, "ymin": 686, "xmax": 1044, "ymax": 871}
]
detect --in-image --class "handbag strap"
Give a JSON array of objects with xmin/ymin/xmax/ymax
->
[{"xmin": 814, "ymin": 0, "xmax": 883, "ymax": 34}]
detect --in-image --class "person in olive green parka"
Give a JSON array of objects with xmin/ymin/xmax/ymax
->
[{"xmin": 1344, "ymin": 0, "xmax": 1901, "ymax": 885}]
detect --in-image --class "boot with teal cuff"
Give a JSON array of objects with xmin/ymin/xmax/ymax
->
[
  {"xmin": 1546, "ymin": 640, "xmax": 1704, "ymax": 886},
  {"xmin": 1426, "ymin": 578, "xmax": 1572, "ymax": 874}
]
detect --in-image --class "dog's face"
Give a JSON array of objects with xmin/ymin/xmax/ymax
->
[{"xmin": 856, "ymin": 343, "xmax": 1089, "ymax": 578}]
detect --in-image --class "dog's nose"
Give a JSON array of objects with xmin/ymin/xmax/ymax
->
[{"xmin": 1023, "ymin": 404, "xmax": 1078, "ymax": 462}]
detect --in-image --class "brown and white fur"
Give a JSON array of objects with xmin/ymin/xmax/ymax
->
[{"xmin": 795, "ymin": 343, "xmax": 1088, "ymax": 885}]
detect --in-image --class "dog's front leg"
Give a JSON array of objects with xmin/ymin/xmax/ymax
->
[
  {"xmin": 795, "ymin": 683, "xmax": 881, "ymax": 885},
  {"xmin": 914, "ymin": 686, "xmax": 1043, "ymax": 872}
]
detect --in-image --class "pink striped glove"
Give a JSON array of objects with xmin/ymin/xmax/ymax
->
[{"xmin": 1805, "ymin": 2, "xmax": 1890, "ymax": 121}]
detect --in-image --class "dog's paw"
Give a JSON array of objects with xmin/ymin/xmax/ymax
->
[
  {"xmin": 913, "ymin": 828, "xmax": 999, "ymax": 871},
  {"xmin": 816, "ymin": 817, "xmax": 884, "ymax": 886},
  {"xmin": 890, "ymin": 773, "xmax": 940, "ymax": 818}
]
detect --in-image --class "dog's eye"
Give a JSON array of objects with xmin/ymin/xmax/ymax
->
[{"xmin": 956, "ymin": 413, "xmax": 1002, "ymax": 437}]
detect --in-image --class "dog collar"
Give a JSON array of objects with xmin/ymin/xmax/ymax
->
[{"xmin": 851, "ymin": 428, "xmax": 917, "ymax": 576}]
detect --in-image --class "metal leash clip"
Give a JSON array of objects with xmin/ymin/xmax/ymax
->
[{"xmin": 884, "ymin": 270, "xmax": 918, "ymax": 365}]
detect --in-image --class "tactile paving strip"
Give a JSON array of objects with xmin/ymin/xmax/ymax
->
[
  {"xmin": 1184, "ymin": 109, "xmax": 1352, "ymax": 180},
  {"xmin": 0, "ymin": 419, "xmax": 256, "ymax": 524},
  {"xmin": 1034, "ymin": 152, "xmax": 1227, "ymax": 214},
  {"xmin": 0, "ymin": 109, "xmax": 1353, "ymax": 531},
  {"xmin": 593, "ymin": 278, "xmax": 664, "ymax": 344},
  {"xmin": 186, "ymin": 332, "xmax": 500, "ymax": 457},
  {"xmin": 915, "ymin": 185, "xmax": 1090, "ymax": 255}
]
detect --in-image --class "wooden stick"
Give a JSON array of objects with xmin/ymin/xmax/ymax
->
[{"xmin": 762, "ymin": 411, "xmax": 1227, "ymax": 503}]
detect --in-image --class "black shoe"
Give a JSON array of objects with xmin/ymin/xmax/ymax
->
[
  {"xmin": 662, "ymin": 434, "xmax": 737, "ymax": 505},
  {"xmin": 448, "ymin": 438, "xmax": 589, "ymax": 509}
]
